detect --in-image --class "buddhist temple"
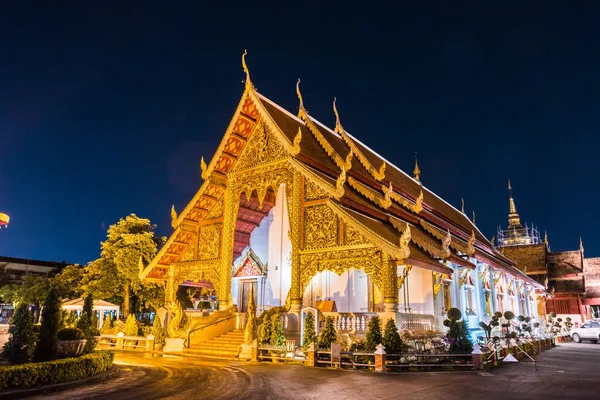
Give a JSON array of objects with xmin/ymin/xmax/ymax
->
[
  {"xmin": 496, "ymin": 182, "xmax": 600, "ymax": 326},
  {"xmin": 140, "ymin": 53, "xmax": 545, "ymax": 356}
]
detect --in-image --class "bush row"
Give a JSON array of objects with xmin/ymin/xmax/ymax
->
[{"xmin": 0, "ymin": 351, "xmax": 114, "ymax": 391}]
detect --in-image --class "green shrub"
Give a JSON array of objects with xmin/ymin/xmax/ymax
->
[
  {"xmin": 259, "ymin": 315, "xmax": 272, "ymax": 346},
  {"xmin": 382, "ymin": 318, "xmax": 403, "ymax": 354},
  {"xmin": 123, "ymin": 314, "xmax": 139, "ymax": 336},
  {"xmin": 100, "ymin": 314, "xmax": 113, "ymax": 334},
  {"xmin": 57, "ymin": 328, "xmax": 86, "ymax": 341},
  {"xmin": 317, "ymin": 316, "xmax": 337, "ymax": 349},
  {"xmin": 2, "ymin": 303, "xmax": 37, "ymax": 364},
  {"xmin": 444, "ymin": 308, "xmax": 473, "ymax": 354},
  {"xmin": 34, "ymin": 288, "xmax": 62, "ymax": 362},
  {"xmin": 365, "ymin": 316, "xmax": 382, "ymax": 352},
  {"xmin": 270, "ymin": 314, "xmax": 285, "ymax": 347},
  {"xmin": 0, "ymin": 351, "xmax": 114, "ymax": 391},
  {"xmin": 152, "ymin": 315, "xmax": 165, "ymax": 346},
  {"xmin": 60, "ymin": 310, "xmax": 78, "ymax": 329},
  {"xmin": 302, "ymin": 312, "xmax": 316, "ymax": 348}
]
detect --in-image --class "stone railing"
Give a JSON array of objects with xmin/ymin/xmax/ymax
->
[
  {"xmin": 396, "ymin": 313, "xmax": 435, "ymax": 331},
  {"xmin": 97, "ymin": 333, "xmax": 156, "ymax": 351},
  {"xmin": 321, "ymin": 312, "xmax": 376, "ymax": 333}
]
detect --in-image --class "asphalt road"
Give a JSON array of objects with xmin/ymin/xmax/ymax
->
[{"xmin": 26, "ymin": 342, "xmax": 600, "ymax": 400}]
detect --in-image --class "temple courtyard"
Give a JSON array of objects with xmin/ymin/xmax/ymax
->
[{"xmin": 24, "ymin": 343, "xmax": 599, "ymax": 400}]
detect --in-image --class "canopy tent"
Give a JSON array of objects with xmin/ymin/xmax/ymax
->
[{"xmin": 62, "ymin": 298, "xmax": 120, "ymax": 328}]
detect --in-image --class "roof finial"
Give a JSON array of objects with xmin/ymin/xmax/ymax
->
[
  {"xmin": 413, "ymin": 152, "xmax": 421, "ymax": 182},
  {"xmin": 472, "ymin": 210, "xmax": 476, "ymax": 225},
  {"xmin": 507, "ymin": 179, "xmax": 521, "ymax": 227},
  {"xmin": 242, "ymin": 50, "xmax": 252, "ymax": 89},
  {"xmin": 333, "ymin": 97, "xmax": 344, "ymax": 134},
  {"xmin": 461, "ymin": 198, "xmax": 465, "ymax": 213},
  {"xmin": 580, "ymin": 236, "xmax": 584, "ymax": 254},
  {"xmin": 171, "ymin": 205, "xmax": 177, "ymax": 229},
  {"xmin": 544, "ymin": 230, "xmax": 548, "ymax": 246},
  {"xmin": 491, "ymin": 236, "xmax": 495, "ymax": 247},
  {"xmin": 296, "ymin": 78, "xmax": 304, "ymax": 114}
]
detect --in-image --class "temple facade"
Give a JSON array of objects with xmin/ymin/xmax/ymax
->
[
  {"xmin": 140, "ymin": 55, "xmax": 545, "ymax": 352},
  {"xmin": 496, "ymin": 182, "xmax": 600, "ymax": 326}
]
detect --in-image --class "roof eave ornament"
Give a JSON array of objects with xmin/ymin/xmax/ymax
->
[
  {"xmin": 467, "ymin": 230, "xmax": 476, "ymax": 256},
  {"xmin": 472, "ymin": 210, "xmax": 476, "ymax": 225},
  {"xmin": 461, "ymin": 198, "xmax": 465, "ymax": 214},
  {"xmin": 200, "ymin": 156, "xmax": 208, "ymax": 180},
  {"xmin": 398, "ymin": 222, "xmax": 412, "ymax": 260},
  {"xmin": 441, "ymin": 229, "xmax": 452, "ymax": 258},
  {"xmin": 333, "ymin": 97, "xmax": 344, "ymax": 135},
  {"xmin": 333, "ymin": 166, "xmax": 346, "ymax": 199},
  {"xmin": 296, "ymin": 78, "xmax": 305, "ymax": 117},
  {"xmin": 242, "ymin": 49, "xmax": 253, "ymax": 90},
  {"xmin": 171, "ymin": 205, "xmax": 178, "ymax": 229}
]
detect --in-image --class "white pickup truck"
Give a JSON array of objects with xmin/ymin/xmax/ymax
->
[{"xmin": 570, "ymin": 320, "xmax": 600, "ymax": 343}]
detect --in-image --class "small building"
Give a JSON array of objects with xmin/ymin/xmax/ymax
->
[{"xmin": 62, "ymin": 298, "xmax": 120, "ymax": 329}]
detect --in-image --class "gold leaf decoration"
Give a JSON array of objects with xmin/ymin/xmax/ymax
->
[
  {"xmin": 171, "ymin": 205, "xmax": 178, "ymax": 229},
  {"xmin": 198, "ymin": 224, "xmax": 222, "ymax": 260},
  {"xmin": 304, "ymin": 204, "xmax": 338, "ymax": 249}
]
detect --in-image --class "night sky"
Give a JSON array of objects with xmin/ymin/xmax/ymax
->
[{"xmin": 1, "ymin": 2, "xmax": 599, "ymax": 264}]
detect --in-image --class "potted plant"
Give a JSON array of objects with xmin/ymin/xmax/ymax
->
[{"xmin": 57, "ymin": 327, "xmax": 87, "ymax": 357}]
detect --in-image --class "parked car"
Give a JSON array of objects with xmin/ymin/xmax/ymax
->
[{"xmin": 570, "ymin": 321, "xmax": 600, "ymax": 343}]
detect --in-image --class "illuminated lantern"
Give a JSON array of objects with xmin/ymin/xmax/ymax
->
[{"xmin": 0, "ymin": 212, "xmax": 9, "ymax": 228}]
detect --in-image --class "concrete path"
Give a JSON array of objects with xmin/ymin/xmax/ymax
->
[{"xmin": 24, "ymin": 342, "xmax": 600, "ymax": 399}]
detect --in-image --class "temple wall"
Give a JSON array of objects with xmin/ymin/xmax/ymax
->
[
  {"xmin": 264, "ymin": 185, "xmax": 292, "ymax": 307},
  {"xmin": 400, "ymin": 266, "xmax": 434, "ymax": 315},
  {"xmin": 302, "ymin": 269, "xmax": 369, "ymax": 312}
]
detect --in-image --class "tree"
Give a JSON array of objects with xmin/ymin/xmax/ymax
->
[
  {"xmin": 123, "ymin": 314, "xmax": 139, "ymax": 336},
  {"xmin": 100, "ymin": 314, "xmax": 113, "ymax": 334},
  {"xmin": 50, "ymin": 264, "xmax": 85, "ymax": 300},
  {"xmin": 317, "ymin": 316, "xmax": 336, "ymax": 349},
  {"xmin": 0, "ymin": 284, "xmax": 20, "ymax": 304},
  {"xmin": 270, "ymin": 314, "xmax": 285, "ymax": 347},
  {"xmin": 444, "ymin": 308, "xmax": 473, "ymax": 354},
  {"xmin": 2, "ymin": 303, "xmax": 36, "ymax": 364},
  {"xmin": 260, "ymin": 314, "xmax": 272, "ymax": 345},
  {"xmin": 302, "ymin": 312, "xmax": 316, "ymax": 348},
  {"xmin": 365, "ymin": 315, "xmax": 383, "ymax": 352},
  {"xmin": 152, "ymin": 315, "xmax": 165, "ymax": 348},
  {"xmin": 82, "ymin": 214, "xmax": 166, "ymax": 316},
  {"xmin": 34, "ymin": 288, "xmax": 61, "ymax": 361},
  {"xmin": 382, "ymin": 318, "xmax": 403, "ymax": 354}
]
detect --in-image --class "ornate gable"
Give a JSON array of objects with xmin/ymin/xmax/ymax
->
[{"xmin": 233, "ymin": 248, "xmax": 266, "ymax": 278}]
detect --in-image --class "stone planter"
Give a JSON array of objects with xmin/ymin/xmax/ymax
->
[{"xmin": 58, "ymin": 339, "xmax": 87, "ymax": 358}]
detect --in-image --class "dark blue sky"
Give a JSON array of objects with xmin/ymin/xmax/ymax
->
[{"xmin": 1, "ymin": 2, "xmax": 599, "ymax": 264}]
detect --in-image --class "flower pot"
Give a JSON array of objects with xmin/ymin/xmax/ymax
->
[{"xmin": 58, "ymin": 339, "xmax": 87, "ymax": 358}]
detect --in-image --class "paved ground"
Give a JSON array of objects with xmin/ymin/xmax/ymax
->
[{"xmin": 25, "ymin": 342, "xmax": 600, "ymax": 400}]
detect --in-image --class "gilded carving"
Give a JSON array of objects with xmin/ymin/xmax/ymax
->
[
  {"xmin": 289, "ymin": 170, "xmax": 303, "ymax": 302},
  {"xmin": 305, "ymin": 179, "xmax": 327, "ymax": 201},
  {"xmin": 180, "ymin": 242, "xmax": 196, "ymax": 262},
  {"xmin": 432, "ymin": 271, "xmax": 444, "ymax": 299},
  {"xmin": 299, "ymin": 246, "xmax": 382, "ymax": 293},
  {"xmin": 467, "ymin": 230, "xmax": 476, "ymax": 256},
  {"xmin": 234, "ymin": 121, "xmax": 287, "ymax": 171},
  {"xmin": 344, "ymin": 223, "xmax": 367, "ymax": 246},
  {"xmin": 304, "ymin": 204, "xmax": 338, "ymax": 249},
  {"xmin": 234, "ymin": 162, "xmax": 293, "ymax": 208},
  {"xmin": 198, "ymin": 224, "xmax": 221, "ymax": 260},
  {"xmin": 397, "ymin": 264, "xmax": 413, "ymax": 291},
  {"xmin": 206, "ymin": 198, "xmax": 223, "ymax": 219}
]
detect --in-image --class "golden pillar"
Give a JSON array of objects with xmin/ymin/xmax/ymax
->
[
  {"xmin": 166, "ymin": 264, "xmax": 176, "ymax": 305},
  {"xmin": 219, "ymin": 178, "xmax": 239, "ymax": 310},
  {"xmin": 289, "ymin": 170, "xmax": 303, "ymax": 314},
  {"xmin": 382, "ymin": 255, "xmax": 399, "ymax": 312}
]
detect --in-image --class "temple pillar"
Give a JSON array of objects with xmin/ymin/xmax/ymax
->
[
  {"xmin": 289, "ymin": 170, "xmax": 303, "ymax": 316},
  {"xmin": 382, "ymin": 255, "xmax": 398, "ymax": 313},
  {"xmin": 166, "ymin": 264, "xmax": 176, "ymax": 304},
  {"xmin": 219, "ymin": 179, "xmax": 239, "ymax": 310}
]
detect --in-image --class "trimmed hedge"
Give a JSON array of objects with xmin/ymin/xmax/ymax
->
[
  {"xmin": 57, "ymin": 327, "xmax": 86, "ymax": 341},
  {"xmin": 0, "ymin": 351, "xmax": 114, "ymax": 391}
]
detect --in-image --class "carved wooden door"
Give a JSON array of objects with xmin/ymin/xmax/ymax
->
[{"xmin": 240, "ymin": 280, "xmax": 257, "ymax": 312}]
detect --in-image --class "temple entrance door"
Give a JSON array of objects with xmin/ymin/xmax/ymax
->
[{"xmin": 240, "ymin": 280, "xmax": 257, "ymax": 312}]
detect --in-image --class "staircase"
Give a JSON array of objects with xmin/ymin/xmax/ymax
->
[{"xmin": 184, "ymin": 329, "xmax": 245, "ymax": 359}]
